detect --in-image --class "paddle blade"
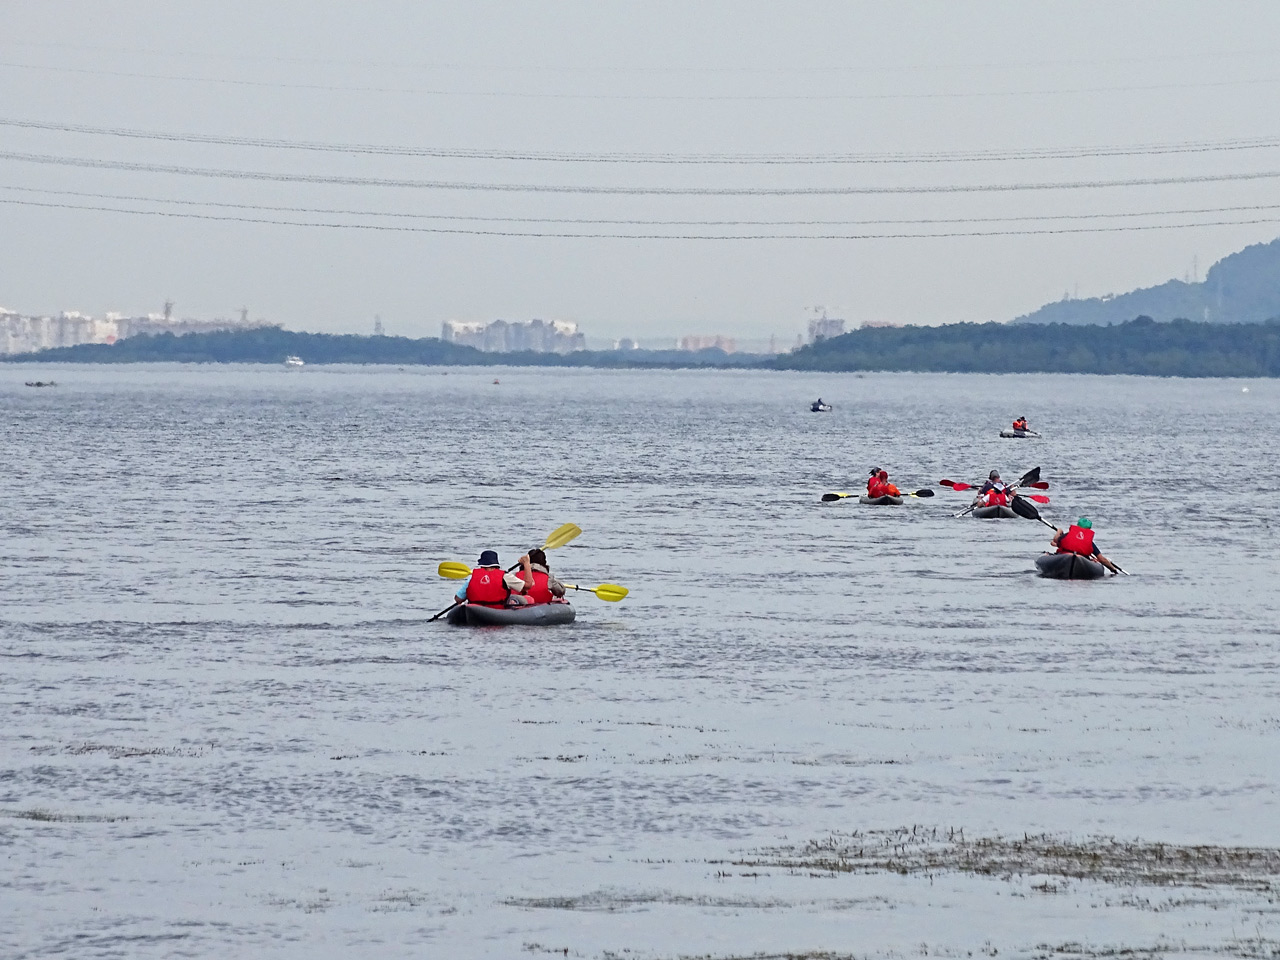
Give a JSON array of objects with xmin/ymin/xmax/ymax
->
[
  {"xmin": 821, "ymin": 492, "xmax": 849, "ymax": 502},
  {"xmin": 939, "ymin": 479, "xmax": 958, "ymax": 488},
  {"xmin": 593, "ymin": 583, "xmax": 629, "ymax": 602},
  {"xmin": 1027, "ymin": 481, "xmax": 1050, "ymax": 489},
  {"xmin": 437, "ymin": 561, "xmax": 473, "ymax": 580},
  {"xmin": 543, "ymin": 523, "xmax": 582, "ymax": 551},
  {"xmin": 1026, "ymin": 494, "xmax": 1051, "ymax": 504},
  {"xmin": 912, "ymin": 488, "xmax": 935, "ymax": 497},
  {"xmin": 1010, "ymin": 495, "xmax": 1042, "ymax": 521},
  {"xmin": 1017, "ymin": 466, "xmax": 1041, "ymax": 486},
  {"xmin": 945, "ymin": 480, "xmax": 974, "ymax": 491}
]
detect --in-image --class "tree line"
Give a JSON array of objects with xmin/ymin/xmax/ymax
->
[{"xmin": 7, "ymin": 317, "xmax": 1280, "ymax": 377}]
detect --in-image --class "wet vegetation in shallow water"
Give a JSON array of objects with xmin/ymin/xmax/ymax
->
[{"xmin": 730, "ymin": 826, "xmax": 1280, "ymax": 891}]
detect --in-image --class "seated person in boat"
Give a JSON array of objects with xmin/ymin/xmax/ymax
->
[
  {"xmin": 455, "ymin": 550, "xmax": 534, "ymax": 607},
  {"xmin": 524, "ymin": 548, "xmax": 567, "ymax": 604},
  {"xmin": 1012, "ymin": 416, "xmax": 1029, "ymax": 432},
  {"xmin": 976, "ymin": 470, "xmax": 1010, "ymax": 506},
  {"xmin": 1050, "ymin": 518, "xmax": 1119, "ymax": 574},
  {"xmin": 867, "ymin": 469, "xmax": 900, "ymax": 499}
]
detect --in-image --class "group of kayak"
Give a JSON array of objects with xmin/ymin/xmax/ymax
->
[{"xmin": 832, "ymin": 462, "xmax": 1124, "ymax": 579}]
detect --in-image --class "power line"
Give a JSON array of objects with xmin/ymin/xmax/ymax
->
[
  {"xmin": 4, "ymin": 58, "xmax": 1280, "ymax": 101},
  {"xmin": 6, "ymin": 150, "xmax": 1280, "ymax": 195},
  {"xmin": 6, "ymin": 116, "xmax": 1280, "ymax": 165},
  {"xmin": 5, "ymin": 183, "xmax": 1280, "ymax": 229},
  {"xmin": 5, "ymin": 194, "xmax": 1280, "ymax": 240}
]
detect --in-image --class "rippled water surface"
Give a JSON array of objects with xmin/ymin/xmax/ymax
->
[{"xmin": 3, "ymin": 365, "xmax": 1279, "ymax": 959}]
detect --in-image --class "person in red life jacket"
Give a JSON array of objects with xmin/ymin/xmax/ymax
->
[
  {"xmin": 456, "ymin": 550, "xmax": 535, "ymax": 607},
  {"xmin": 866, "ymin": 467, "xmax": 881, "ymax": 495},
  {"xmin": 976, "ymin": 470, "xmax": 1010, "ymax": 507},
  {"xmin": 523, "ymin": 548, "xmax": 567, "ymax": 605},
  {"xmin": 1012, "ymin": 416, "xmax": 1029, "ymax": 432},
  {"xmin": 1050, "ymin": 517, "xmax": 1120, "ymax": 574},
  {"xmin": 868, "ymin": 469, "xmax": 901, "ymax": 499}
]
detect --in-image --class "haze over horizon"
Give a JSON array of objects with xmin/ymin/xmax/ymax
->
[{"xmin": 4, "ymin": 1, "xmax": 1280, "ymax": 342}]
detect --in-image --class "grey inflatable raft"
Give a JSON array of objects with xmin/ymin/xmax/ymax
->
[
  {"xmin": 999, "ymin": 429, "xmax": 1041, "ymax": 438},
  {"xmin": 1035, "ymin": 553, "xmax": 1107, "ymax": 580},
  {"xmin": 447, "ymin": 602, "xmax": 576, "ymax": 626},
  {"xmin": 859, "ymin": 494, "xmax": 904, "ymax": 505},
  {"xmin": 972, "ymin": 504, "xmax": 1018, "ymax": 519}
]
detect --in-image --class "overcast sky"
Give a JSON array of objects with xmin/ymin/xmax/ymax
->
[{"xmin": 4, "ymin": 1, "xmax": 1280, "ymax": 343}]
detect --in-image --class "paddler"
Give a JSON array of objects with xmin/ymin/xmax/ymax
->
[
  {"xmin": 455, "ymin": 550, "xmax": 535, "ymax": 607},
  {"xmin": 1050, "ymin": 518, "xmax": 1120, "ymax": 574},
  {"xmin": 976, "ymin": 470, "xmax": 1010, "ymax": 507},
  {"xmin": 1012, "ymin": 416, "xmax": 1029, "ymax": 432},
  {"xmin": 524, "ymin": 548, "xmax": 567, "ymax": 604},
  {"xmin": 868, "ymin": 469, "xmax": 901, "ymax": 499}
]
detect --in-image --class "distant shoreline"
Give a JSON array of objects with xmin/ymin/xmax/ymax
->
[{"xmin": 5, "ymin": 316, "xmax": 1280, "ymax": 377}]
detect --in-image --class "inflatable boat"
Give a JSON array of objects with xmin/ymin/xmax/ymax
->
[
  {"xmin": 810, "ymin": 401, "xmax": 832, "ymax": 412},
  {"xmin": 999, "ymin": 429, "xmax": 1041, "ymax": 439},
  {"xmin": 859, "ymin": 494, "xmax": 904, "ymax": 505},
  {"xmin": 972, "ymin": 504, "xmax": 1018, "ymax": 519},
  {"xmin": 1035, "ymin": 553, "xmax": 1107, "ymax": 580},
  {"xmin": 447, "ymin": 602, "xmax": 576, "ymax": 626}
]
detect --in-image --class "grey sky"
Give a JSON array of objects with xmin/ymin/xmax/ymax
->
[{"xmin": 4, "ymin": 1, "xmax": 1280, "ymax": 342}]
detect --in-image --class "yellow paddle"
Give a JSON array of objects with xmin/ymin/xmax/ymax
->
[
  {"xmin": 430, "ymin": 523, "xmax": 583, "ymax": 621},
  {"xmin": 564, "ymin": 583, "xmax": 629, "ymax": 602}
]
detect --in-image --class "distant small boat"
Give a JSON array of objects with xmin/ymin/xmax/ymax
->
[
  {"xmin": 283, "ymin": 355, "xmax": 304, "ymax": 367},
  {"xmin": 810, "ymin": 399, "xmax": 832, "ymax": 412},
  {"xmin": 24, "ymin": 380, "xmax": 56, "ymax": 387}
]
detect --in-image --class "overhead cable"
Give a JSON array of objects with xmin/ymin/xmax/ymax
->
[
  {"xmin": 5, "ymin": 150, "xmax": 1280, "ymax": 195},
  {"xmin": 5, "ymin": 116, "xmax": 1280, "ymax": 165}
]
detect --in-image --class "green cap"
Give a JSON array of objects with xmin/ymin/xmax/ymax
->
[{"xmin": 1077, "ymin": 517, "xmax": 1092, "ymax": 529}]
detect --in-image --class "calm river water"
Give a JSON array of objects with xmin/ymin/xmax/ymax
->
[{"xmin": 2, "ymin": 364, "xmax": 1278, "ymax": 959}]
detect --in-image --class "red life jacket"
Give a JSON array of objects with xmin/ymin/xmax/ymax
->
[
  {"xmin": 1056, "ymin": 525, "xmax": 1095, "ymax": 556},
  {"xmin": 984, "ymin": 489, "xmax": 1008, "ymax": 507},
  {"xmin": 465, "ymin": 566, "xmax": 510, "ymax": 607},
  {"xmin": 867, "ymin": 480, "xmax": 887, "ymax": 498},
  {"xmin": 1013, "ymin": 419, "xmax": 1027, "ymax": 430},
  {"xmin": 526, "ymin": 569, "xmax": 554, "ymax": 604}
]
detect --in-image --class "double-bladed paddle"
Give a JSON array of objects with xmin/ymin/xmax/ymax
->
[
  {"xmin": 821, "ymin": 488, "xmax": 934, "ymax": 502},
  {"xmin": 564, "ymin": 583, "xmax": 629, "ymax": 602},
  {"xmin": 430, "ymin": 522, "xmax": 584, "ymax": 621},
  {"xmin": 1009, "ymin": 496, "xmax": 1127, "ymax": 575},
  {"xmin": 439, "ymin": 565, "xmax": 629, "ymax": 601},
  {"xmin": 941, "ymin": 479, "xmax": 1049, "ymax": 491}
]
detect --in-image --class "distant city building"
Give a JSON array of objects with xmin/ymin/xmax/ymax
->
[
  {"xmin": 678, "ymin": 334, "xmax": 736, "ymax": 353},
  {"xmin": 807, "ymin": 314, "xmax": 846, "ymax": 343},
  {"xmin": 440, "ymin": 318, "xmax": 586, "ymax": 354},
  {"xmin": 0, "ymin": 305, "xmax": 270, "ymax": 356}
]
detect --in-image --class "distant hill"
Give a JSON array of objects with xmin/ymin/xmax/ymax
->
[
  {"xmin": 1015, "ymin": 236, "xmax": 1280, "ymax": 325},
  {"xmin": 776, "ymin": 316, "xmax": 1280, "ymax": 376}
]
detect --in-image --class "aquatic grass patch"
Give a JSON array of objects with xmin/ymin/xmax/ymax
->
[
  {"xmin": 727, "ymin": 827, "xmax": 1280, "ymax": 891},
  {"xmin": 29, "ymin": 742, "xmax": 207, "ymax": 759},
  {"xmin": 505, "ymin": 889, "xmax": 795, "ymax": 912},
  {"xmin": 3, "ymin": 807, "xmax": 130, "ymax": 822}
]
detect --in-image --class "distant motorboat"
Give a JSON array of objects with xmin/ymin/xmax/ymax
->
[
  {"xmin": 24, "ymin": 380, "xmax": 56, "ymax": 387},
  {"xmin": 810, "ymin": 399, "xmax": 832, "ymax": 412},
  {"xmin": 283, "ymin": 355, "xmax": 304, "ymax": 367}
]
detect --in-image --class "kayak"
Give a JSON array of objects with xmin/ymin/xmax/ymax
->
[
  {"xmin": 810, "ymin": 402, "xmax": 832, "ymax": 412},
  {"xmin": 1000, "ymin": 429, "xmax": 1041, "ymax": 439},
  {"xmin": 972, "ymin": 504, "xmax": 1018, "ymax": 519},
  {"xmin": 859, "ymin": 494, "xmax": 904, "ymax": 505},
  {"xmin": 447, "ymin": 602, "xmax": 576, "ymax": 626},
  {"xmin": 1035, "ymin": 553, "xmax": 1107, "ymax": 580}
]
